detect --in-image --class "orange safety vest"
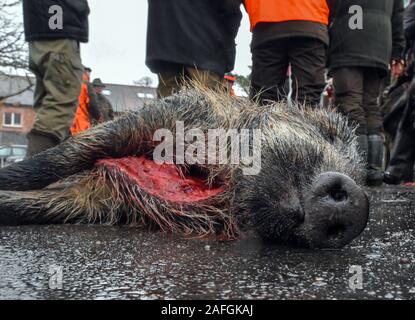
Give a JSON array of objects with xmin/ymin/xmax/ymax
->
[
  {"xmin": 224, "ymin": 74, "xmax": 236, "ymax": 97},
  {"xmin": 244, "ymin": 0, "xmax": 330, "ymax": 31},
  {"xmin": 71, "ymin": 73, "xmax": 91, "ymax": 135}
]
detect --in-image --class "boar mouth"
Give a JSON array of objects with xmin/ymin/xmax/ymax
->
[{"xmin": 326, "ymin": 223, "xmax": 347, "ymax": 240}]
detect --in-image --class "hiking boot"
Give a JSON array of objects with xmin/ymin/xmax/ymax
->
[
  {"xmin": 384, "ymin": 129, "xmax": 415, "ymax": 185},
  {"xmin": 367, "ymin": 135, "xmax": 384, "ymax": 186},
  {"xmin": 26, "ymin": 131, "xmax": 59, "ymax": 158}
]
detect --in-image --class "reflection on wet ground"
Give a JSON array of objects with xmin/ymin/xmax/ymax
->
[{"xmin": 0, "ymin": 186, "xmax": 414, "ymax": 299}]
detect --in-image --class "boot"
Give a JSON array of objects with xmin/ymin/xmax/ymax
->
[
  {"xmin": 356, "ymin": 135, "xmax": 368, "ymax": 162},
  {"xmin": 26, "ymin": 131, "xmax": 59, "ymax": 158},
  {"xmin": 384, "ymin": 129, "xmax": 415, "ymax": 185},
  {"xmin": 356, "ymin": 135, "xmax": 368, "ymax": 183},
  {"xmin": 367, "ymin": 135, "xmax": 384, "ymax": 186}
]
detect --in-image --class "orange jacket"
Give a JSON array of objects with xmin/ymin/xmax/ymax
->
[
  {"xmin": 71, "ymin": 73, "xmax": 91, "ymax": 135},
  {"xmin": 224, "ymin": 74, "xmax": 236, "ymax": 97},
  {"xmin": 245, "ymin": 0, "xmax": 330, "ymax": 31}
]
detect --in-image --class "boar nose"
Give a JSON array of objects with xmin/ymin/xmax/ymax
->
[{"xmin": 306, "ymin": 172, "xmax": 369, "ymax": 248}]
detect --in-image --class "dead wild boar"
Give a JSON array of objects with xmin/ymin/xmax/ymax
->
[{"xmin": 0, "ymin": 88, "xmax": 369, "ymax": 248}]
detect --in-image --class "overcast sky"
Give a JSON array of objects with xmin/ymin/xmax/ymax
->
[{"xmin": 80, "ymin": 0, "xmax": 252, "ymax": 86}]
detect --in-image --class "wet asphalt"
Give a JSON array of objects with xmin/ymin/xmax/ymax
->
[{"xmin": 0, "ymin": 185, "xmax": 414, "ymax": 300}]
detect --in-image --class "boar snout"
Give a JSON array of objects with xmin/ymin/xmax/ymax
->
[{"xmin": 305, "ymin": 172, "xmax": 369, "ymax": 249}]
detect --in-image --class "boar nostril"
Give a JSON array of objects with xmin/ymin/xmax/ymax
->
[
  {"xmin": 328, "ymin": 187, "xmax": 348, "ymax": 202},
  {"xmin": 327, "ymin": 224, "xmax": 346, "ymax": 239},
  {"xmin": 307, "ymin": 172, "xmax": 370, "ymax": 248}
]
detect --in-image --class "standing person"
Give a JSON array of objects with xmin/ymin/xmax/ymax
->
[
  {"xmin": 328, "ymin": 0, "xmax": 405, "ymax": 186},
  {"xmin": 224, "ymin": 74, "xmax": 237, "ymax": 96},
  {"xmin": 384, "ymin": 0, "xmax": 415, "ymax": 185},
  {"xmin": 23, "ymin": 0, "xmax": 90, "ymax": 156},
  {"xmin": 70, "ymin": 68, "xmax": 102, "ymax": 135},
  {"xmin": 146, "ymin": 0, "xmax": 242, "ymax": 98},
  {"xmin": 92, "ymin": 78, "xmax": 114, "ymax": 122},
  {"xmin": 245, "ymin": 0, "xmax": 338, "ymax": 106}
]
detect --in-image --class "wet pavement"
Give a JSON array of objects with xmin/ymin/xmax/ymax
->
[{"xmin": 0, "ymin": 185, "xmax": 414, "ymax": 300}]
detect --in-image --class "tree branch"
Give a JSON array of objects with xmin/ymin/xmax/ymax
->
[{"xmin": 0, "ymin": 74, "xmax": 33, "ymax": 102}]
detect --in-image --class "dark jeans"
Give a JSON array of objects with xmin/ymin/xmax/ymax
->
[
  {"xmin": 250, "ymin": 37, "xmax": 327, "ymax": 106},
  {"xmin": 386, "ymin": 75, "xmax": 415, "ymax": 182},
  {"xmin": 332, "ymin": 67, "xmax": 385, "ymax": 135}
]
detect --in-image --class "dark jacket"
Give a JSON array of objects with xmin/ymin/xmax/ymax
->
[
  {"xmin": 23, "ymin": 0, "xmax": 90, "ymax": 43},
  {"xmin": 97, "ymin": 93, "xmax": 115, "ymax": 122},
  {"xmin": 146, "ymin": 0, "xmax": 242, "ymax": 76},
  {"xmin": 328, "ymin": 0, "xmax": 405, "ymax": 73},
  {"xmin": 86, "ymin": 82, "xmax": 103, "ymax": 126},
  {"xmin": 250, "ymin": 0, "xmax": 340, "ymax": 49},
  {"xmin": 404, "ymin": 2, "xmax": 415, "ymax": 41}
]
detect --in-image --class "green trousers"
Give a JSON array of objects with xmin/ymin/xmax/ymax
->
[{"xmin": 29, "ymin": 39, "xmax": 83, "ymax": 142}]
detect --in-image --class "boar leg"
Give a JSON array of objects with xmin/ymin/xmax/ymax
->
[{"xmin": 0, "ymin": 100, "xmax": 180, "ymax": 191}]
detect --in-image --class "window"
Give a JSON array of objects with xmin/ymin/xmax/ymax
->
[
  {"xmin": 0, "ymin": 147, "xmax": 12, "ymax": 157},
  {"xmin": 12, "ymin": 147, "xmax": 27, "ymax": 157},
  {"xmin": 137, "ymin": 92, "xmax": 155, "ymax": 99},
  {"xmin": 3, "ymin": 112, "xmax": 22, "ymax": 127},
  {"xmin": 102, "ymin": 89, "xmax": 111, "ymax": 96}
]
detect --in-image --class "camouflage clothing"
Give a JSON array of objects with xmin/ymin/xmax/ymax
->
[{"xmin": 29, "ymin": 39, "xmax": 83, "ymax": 142}]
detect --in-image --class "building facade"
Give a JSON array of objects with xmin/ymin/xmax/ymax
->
[{"xmin": 0, "ymin": 75, "xmax": 35, "ymax": 145}]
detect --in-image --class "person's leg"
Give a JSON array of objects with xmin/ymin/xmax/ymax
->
[
  {"xmin": 28, "ymin": 39, "xmax": 83, "ymax": 157},
  {"xmin": 157, "ymin": 68, "xmax": 183, "ymax": 98},
  {"xmin": 27, "ymin": 49, "xmax": 54, "ymax": 157},
  {"xmin": 332, "ymin": 67, "xmax": 368, "ymax": 178},
  {"xmin": 31, "ymin": 75, "xmax": 45, "ymax": 112},
  {"xmin": 250, "ymin": 40, "xmax": 290, "ymax": 104},
  {"xmin": 288, "ymin": 37, "xmax": 326, "ymax": 106},
  {"xmin": 384, "ymin": 77, "xmax": 415, "ymax": 184},
  {"xmin": 384, "ymin": 127, "xmax": 415, "ymax": 184},
  {"xmin": 28, "ymin": 51, "xmax": 46, "ymax": 113},
  {"xmin": 332, "ymin": 67, "xmax": 366, "ymax": 134},
  {"xmin": 362, "ymin": 68, "xmax": 384, "ymax": 186},
  {"xmin": 185, "ymin": 67, "xmax": 223, "ymax": 92},
  {"xmin": 364, "ymin": 68, "xmax": 384, "ymax": 136}
]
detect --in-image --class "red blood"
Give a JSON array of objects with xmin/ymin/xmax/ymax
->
[{"xmin": 98, "ymin": 156, "xmax": 224, "ymax": 203}]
